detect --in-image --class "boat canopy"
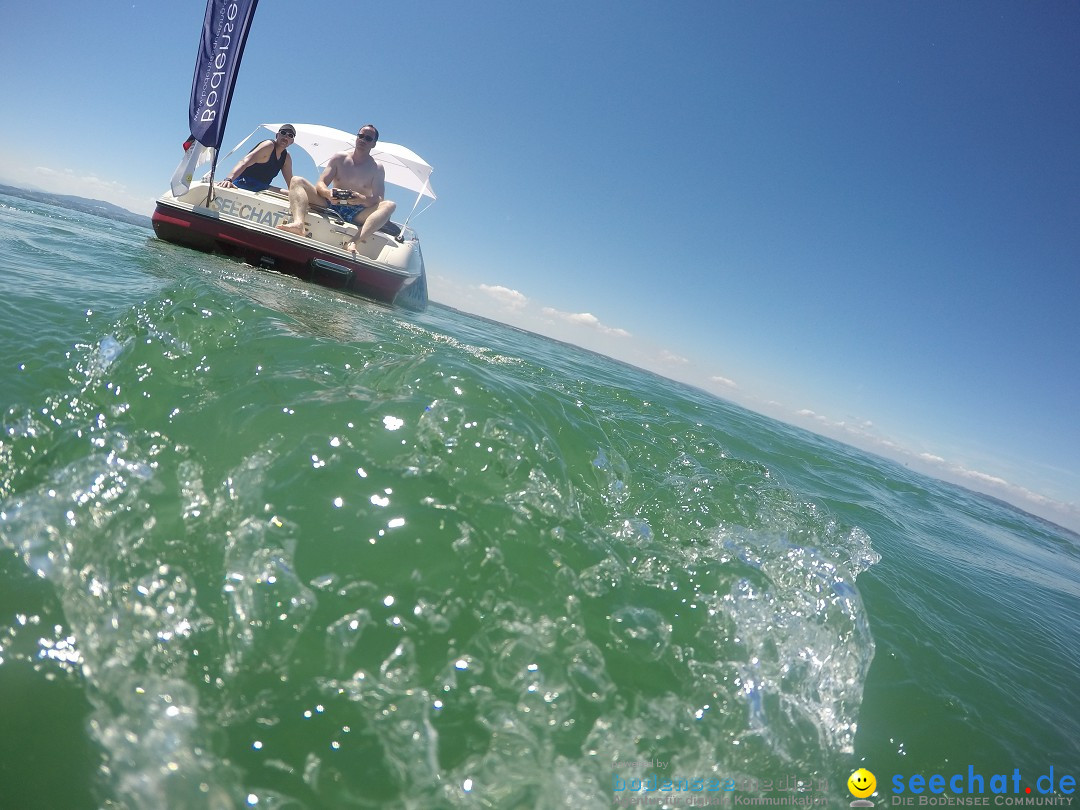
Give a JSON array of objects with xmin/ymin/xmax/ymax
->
[{"xmin": 263, "ymin": 123, "xmax": 435, "ymax": 200}]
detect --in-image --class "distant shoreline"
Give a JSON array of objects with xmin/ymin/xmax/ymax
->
[{"xmin": 0, "ymin": 183, "xmax": 151, "ymax": 229}]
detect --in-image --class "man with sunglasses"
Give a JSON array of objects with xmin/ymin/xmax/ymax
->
[
  {"xmin": 278, "ymin": 124, "xmax": 396, "ymax": 251},
  {"xmin": 218, "ymin": 125, "xmax": 297, "ymax": 191}
]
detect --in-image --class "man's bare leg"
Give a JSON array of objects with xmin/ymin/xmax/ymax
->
[
  {"xmin": 277, "ymin": 177, "xmax": 319, "ymax": 235},
  {"xmin": 344, "ymin": 200, "xmax": 397, "ymax": 251}
]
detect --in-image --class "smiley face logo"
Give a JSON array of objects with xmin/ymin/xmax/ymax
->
[{"xmin": 848, "ymin": 768, "xmax": 877, "ymax": 798}]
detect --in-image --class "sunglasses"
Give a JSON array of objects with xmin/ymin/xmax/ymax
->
[
  {"xmin": 278, "ymin": 130, "xmax": 295, "ymax": 138},
  {"xmin": 356, "ymin": 133, "xmax": 376, "ymax": 143}
]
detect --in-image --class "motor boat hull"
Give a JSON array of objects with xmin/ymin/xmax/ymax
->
[{"xmin": 152, "ymin": 182, "xmax": 428, "ymax": 311}]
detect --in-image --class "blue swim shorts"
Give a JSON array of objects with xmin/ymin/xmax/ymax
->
[
  {"xmin": 327, "ymin": 202, "xmax": 366, "ymax": 222},
  {"xmin": 233, "ymin": 176, "xmax": 272, "ymax": 191}
]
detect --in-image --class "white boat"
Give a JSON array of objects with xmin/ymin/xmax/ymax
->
[
  {"xmin": 153, "ymin": 123, "xmax": 435, "ymax": 311},
  {"xmin": 151, "ymin": 1, "xmax": 434, "ymax": 311}
]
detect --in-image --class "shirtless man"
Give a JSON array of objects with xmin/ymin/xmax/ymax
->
[{"xmin": 277, "ymin": 124, "xmax": 396, "ymax": 251}]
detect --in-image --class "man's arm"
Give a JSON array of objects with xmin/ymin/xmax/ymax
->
[
  {"xmin": 314, "ymin": 158, "xmax": 340, "ymax": 201},
  {"xmin": 369, "ymin": 165, "xmax": 387, "ymax": 205},
  {"xmin": 280, "ymin": 153, "xmax": 294, "ymax": 188},
  {"xmin": 219, "ymin": 141, "xmax": 273, "ymax": 186}
]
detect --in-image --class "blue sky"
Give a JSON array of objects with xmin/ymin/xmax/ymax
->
[{"xmin": 1, "ymin": 1, "xmax": 1078, "ymax": 531}]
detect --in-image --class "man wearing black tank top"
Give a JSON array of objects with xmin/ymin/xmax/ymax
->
[{"xmin": 218, "ymin": 125, "xmax": 296, "ymax": 191}]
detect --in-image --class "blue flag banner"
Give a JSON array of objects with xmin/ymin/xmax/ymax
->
[{"xmin": 188, "ymin": 0, "xmax": 259, "ymax": 150}]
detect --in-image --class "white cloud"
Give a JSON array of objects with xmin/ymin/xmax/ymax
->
[
  {"xmin": 38, "ymin": 165, "xmax": 115, "ymax": 185},
  {"xmin": 914, "ymin": 455, "xmax": 1076, "ymax": 521},
  {"xmin": 711, "ymin": 375, "xmax": 738, "ymax": 389},
  {"xmin": 1, "ymin": 163, "xmax": 157, "ymax": 215},
  {"xmin": 35, "ymin": 166, "xmax": 132, "ymax": 200},
  {"xmin": 952, "ymin": 467, "xmax": 1010, "ymax": 489},
  {"xmin": 540, "ymin": 307, "xmax": 631, "ymax": 338},
  {"xmin": 478, "ymin": 284, "xmax": 528, "ymax": 310},
  {"xmin": 658, "ymin": 350, "xmax": 690, "ymax": 365},
  {"xmin": 782, "ymin": 403, "xmax": 1079, "ymax": 531}
]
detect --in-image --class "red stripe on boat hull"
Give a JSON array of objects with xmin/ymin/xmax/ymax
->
[{"xmin": 152, "ymin": 203, "xmax": 426, "ymax": 310}]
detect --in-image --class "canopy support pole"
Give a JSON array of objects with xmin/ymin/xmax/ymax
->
[{"xmin": 398, "ymin": 181, "xmax": 434, "ymax": 241}]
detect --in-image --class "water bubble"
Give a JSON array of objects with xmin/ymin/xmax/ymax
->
[
  {"xmin": 566, "ymin": 642, "xmax": 614, "ymax": 702},
  {"xmin": 98, "ymin": 335, "xmax": 124, "ymax": 368},
  {"xmin": 609, "ymin": 606, "xmax": 671, "ymax": 661}
]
